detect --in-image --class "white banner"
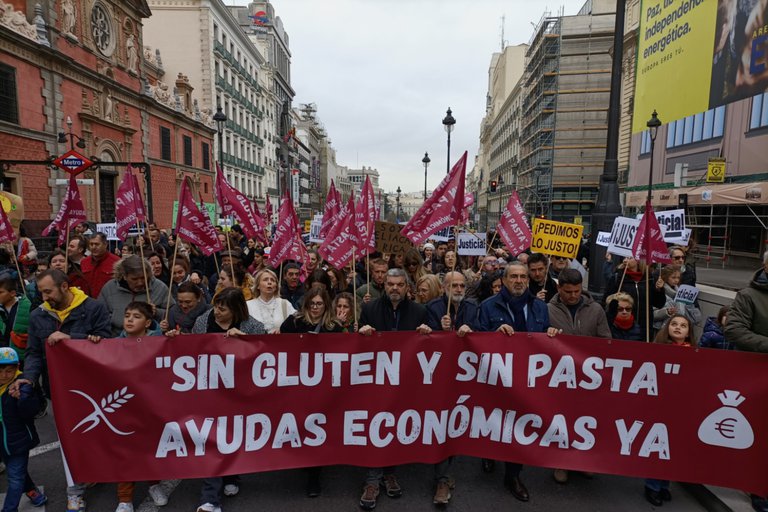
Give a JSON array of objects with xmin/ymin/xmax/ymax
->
[
  {"xmin": 666, "ymin": 228, "xmax": 692, "ymax": 245},
  {"xmin": 596, "ymin": 231, "xmax": 612, "ymax": 247},
  {"xmin": 309, "ymin": 214, "xmax": 323, "ymax": 243},
  {"xmin": 431, "ymin": 227, "xmax": 452, "ymax": 242},
  {"xmin": 456, "ymin": 232, "xmax": 486, "ymax": 256},
  {"xmin": 636, "ymin": 209, "xmax": 686, "ymax": 243},
  {"xmin": 97, "ymin": 223, "xmax": 142, "ymax": 241},
  {"xmin": 607, "ymin": 217, "xmax": 640, "ymax": 257}
]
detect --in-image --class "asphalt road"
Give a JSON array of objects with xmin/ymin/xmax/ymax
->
[{"xmin": 14, "ymin": 406, "xmax": 724, "ymax": 512}]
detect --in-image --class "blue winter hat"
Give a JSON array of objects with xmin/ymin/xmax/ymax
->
[{"xmin": 0, "ymin": 347, "xmax": 19, "ymax": 365}]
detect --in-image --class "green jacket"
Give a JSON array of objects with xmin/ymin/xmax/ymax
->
[
  {"xmin": 0, "ymin": 295, "xmax": 31, "ymax": 361},
  {"xmin": 724, "ymin": 269, "xmax": 768, "ymax": 353}
]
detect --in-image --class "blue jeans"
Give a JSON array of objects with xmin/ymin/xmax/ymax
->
[
  {"xmin": 1, "ymin": 452, "xmax": 34, "ymax": 512},
  {"xmin": 199, "ymin": 477, "xmax": 222, "ymax": 507}
]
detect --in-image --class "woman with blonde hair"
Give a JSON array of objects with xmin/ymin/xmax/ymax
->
[
  {"xmin": 415, "ymin": 274, "xmax": 442, "ymax": 304},
  {"xmin": 246, "ymin": 268, "xmax": 295, "ymax": 333}
]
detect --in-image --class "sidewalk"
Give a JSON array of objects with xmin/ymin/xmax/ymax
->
[{"xmin": 695, "ymin": 266, "xmax": 756, "ymax": 292}]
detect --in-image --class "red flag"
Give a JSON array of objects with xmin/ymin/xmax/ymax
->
[
  {"xmin": 496, "ymin": 192, "xmax": 532, "ymax": 256},
  {"xmin": 115, "ymin": 167, "xmax": 146, "ymax": 241},
  {"xmin": 269, "ymin": 191, "xmax": 307, "ymax": 267},
  {"xmin": 265, "ymin": 194, "xmax": 273, "ymax": 220},
  {"xmin": 319, "ymin": 192, "xmax": 361, "ymax": 270},
  {"xmin": 42, "ymin": 174, "xmax": 86, "ymax": 245},
  {"xmin": 401, "ymin": 151, "xmax": 467, "ymax": 245},
  {"xmin": 355, "ymin": 176, "xmax": 377, "ymax": 254},
  {"xmin": 175, "ymin": 179, "xmax": 222, "ymax": 256},
  {"xmin": 459, "ymin": 192, "xmax": 475, "ymax": 225},
  {"xmin": 250, "ymin": 201, "xmax": 267, "ymax": 245},
  {"xmin": 632, "ymin": 200, "xmax": 672, "ymax": 264},
  {"xmin": 215, "ymin": 164, "xmax": 265, "ymax": 239},
  {"xmin": 319, "ymin": 180, "xmax": 340, "ymax": 239},
  {"xmin": 0, "ymin": 203, "xmax": 15, "ymax": 245}
]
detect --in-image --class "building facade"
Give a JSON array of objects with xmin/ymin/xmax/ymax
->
[
  {"xmin": 144, "ymin": 0, "xmax": 269, "ymax": 214},
  {"xmin": 519, "ymin": 0, "xmax": 615, "ymax": 233},
  {"xmin": 0, "ymin": 0, "xmax": 215, "ymax": 232}
]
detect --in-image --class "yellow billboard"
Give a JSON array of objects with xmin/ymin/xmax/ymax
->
[{"xmin": 633, "ymin": 0, "xmax": 768, "ymax": 132}]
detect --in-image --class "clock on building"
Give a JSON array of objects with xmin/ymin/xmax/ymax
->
[{"xmin": 90, "ymin": 1, "xmax": 115, "ymax": 56}]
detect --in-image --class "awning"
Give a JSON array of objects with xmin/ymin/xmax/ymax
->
[{"xmin": 624, "ymin": 182, "xmax": 768, "ymax": 208}]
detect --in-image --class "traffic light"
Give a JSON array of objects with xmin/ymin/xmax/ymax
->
[{"xmin": 490, "ymin": 180, "xmax": 497, "ymax": 192}]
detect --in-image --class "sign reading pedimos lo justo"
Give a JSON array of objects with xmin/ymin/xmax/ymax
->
[{"xmin": 531, "ymin": 219, "xmax": 583, "ymax": 259}]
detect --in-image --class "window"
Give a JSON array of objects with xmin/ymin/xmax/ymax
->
[
  {"xmin": 666, "ymin": 106, "xmax": 725, "ymax": 149},
  {"xmin": 0, "ymin": 65, "xmax": 18, "ymax": 124},
  {"xmin": 749, "ymin": 92, "xmax": 768, "ymax": 130},
  {"xmin": 160, "ymin": 127, "xmax": 171, "ymax": 161},
  {"xmin": 183, "ymin": 135, "xmax": 192, "ymax": 166},
  {"xmin": 202, "ymin": 142, "xmax": 210, "ymax": 170},
  {"xmin": 639, "ymin": 131, "xmax": 651, "ymax": 155}
]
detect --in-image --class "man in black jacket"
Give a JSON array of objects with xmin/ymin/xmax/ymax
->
[
  {"xmin": 357, "ymin": 268, "xmax": 431, "ymax": 510},
  {"xmin": 528, "ymin": 252, "xmax": 557, "ymax": 302}
]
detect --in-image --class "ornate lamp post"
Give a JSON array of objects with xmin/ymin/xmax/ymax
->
[
  {"xmin": 646, "ymin": 110, "xmax": 662, "ymax": 204},
  {"xmin": 422, "ymin": 152, "xmax": 431, "ymax": 199},
  {"xmin": 57, "ymin": 116, "xmax": 87, "ymax": 151},
  {"xmin": 396, "ymin": 186, "xmax": 402, "ymax": 223},
  {"xmin": 442, "ymin": 108, "xmax": 455, "ymax": 173},
  {"xmin": 213, "ymin": 106, "xmax": 227, "ymax": 166}
]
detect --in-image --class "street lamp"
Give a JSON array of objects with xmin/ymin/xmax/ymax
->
[
  {"xmin": 213, "ymin": 106, "xmax": 227, "ymax": 167},
  {"xmin": 646, "ymin": 110, "xmax": 662, "ymax": 204},
  {"xmin": 442, "ymin": 108, "xmax": 455, "ymax": 173},
  {"xmin": 57, "ymin": 116, "xmax": 87, "ymax": 150},
  {"xmin": 496, "ymin": 174, "xmax": 505, "ymax": 228},
  {"xmin": 422, "ymin": 152, "xmax": 431, "ymax": 200},
  {"xmin": 396, "ymin": 186, "xmax": 402, "ymax": 223}
]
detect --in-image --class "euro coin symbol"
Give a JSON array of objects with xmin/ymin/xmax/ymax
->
[{"xmin": 715, "ymin": 417, "xmax": 737, "ymax": 439}]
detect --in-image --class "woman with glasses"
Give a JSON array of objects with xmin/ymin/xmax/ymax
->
[
  {"xmin": 403, "ymin": 248, "xmax": 426, "ymax": 284},
  {"xmin": 608, "ymin": 292, "xmax": 643, "ymax": 341},
  {"xmin": 279, "ymin": 287, "xmax": 342, "ymax": 498},
  {"xmin": 668, "ymin": 246, "xmax": 697, "ymax": 286},
  {"xmin": 604, "ymin": 257, "xmax": 666, "ymax": 341}
]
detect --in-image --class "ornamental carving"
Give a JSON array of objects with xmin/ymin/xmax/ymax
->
[{"xmin": 0, "ymin": 0, "xmax": 38, "ymax": 41}]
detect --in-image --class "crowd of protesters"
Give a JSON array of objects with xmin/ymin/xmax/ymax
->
[{"xmin": 0, "ymin": 218, "xmax": 764, "ymax": 512}]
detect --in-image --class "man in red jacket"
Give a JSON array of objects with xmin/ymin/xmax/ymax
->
[{"xmin": 80, "ymin": 233, "xmax": 119, "ymax": 298}]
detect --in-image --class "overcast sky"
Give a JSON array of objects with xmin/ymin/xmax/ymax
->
[{"xmin": 230, "ymin": 0, "xmax": 589, "ymax": 193}]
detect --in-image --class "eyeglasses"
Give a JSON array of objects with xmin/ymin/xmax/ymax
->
[
  {"xmin": 672, "ymin": 255, "xmax": 685, "ymax": 260},
  {"xmin": 554, "ymin": 256, "xmax": 567, "ymax": 261},
  {"xmin": 309, "ymin": 302, "xmax": 325, "ymax": 308},
  {"xmin": 617, "ymin": 307, "xmax": 632, "ymax": 312}
]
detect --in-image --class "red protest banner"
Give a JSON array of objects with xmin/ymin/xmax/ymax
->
[
  {"xmin": 496, "ymin": 191, "xmax": 532, "ymax": 256},
  {"xmin": 48, "ymin": 332, "xmax": 768, "ymax": 493}
]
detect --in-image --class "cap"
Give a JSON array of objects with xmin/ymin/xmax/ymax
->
[
  {"xmin": 423, "ymin": 243, "xmax": 435, "ymax": 251},
  {"xmin": 0, "ymin": 347, "xmax": 19, "ymax": 365},
  {"xmin": 220, "ymin": 249, "xmax": 242, "ymax": 259}
]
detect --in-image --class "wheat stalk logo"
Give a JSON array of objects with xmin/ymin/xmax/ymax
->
[{"xmin": 70, "ymin": 386, "xmax": 135, "ymax": 436}]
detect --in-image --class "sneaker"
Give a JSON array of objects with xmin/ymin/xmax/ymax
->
[
  {"xmin": 223, "ymin": 483, "xmax": 239, "ymax": 496},
  {"xmin": 553, "ymin": 468, "xmax": 569, "ymax": 484},
  {"xmin": 196, "ymin": 504, "xmax": 221, "ymax": 512},
  {"xmin": 115, "ymin": 503, "xmax": 134, "ymax": 512},
  {"xmin": 381, "ymin": 474, "xmax": 402, "ymax": 498},
  {"xmin": 26, "ymin": 488, "xmax": 47, "ymax": 507},
  {"xmin": 433, "ymin": 480, "xmax": 454, "ymax": 505},
  {"xmin": 359, "ymin": 484, "xmax": 380, "ymax": 510},
  {"xmin": 149, "ymin": 483, "xmax": 169, "ymax": 506},
  {"xmin": 35, "ymin": 397, "xmax": 48, "ymax": 419},
  {"xmin": 66, "ymin": 495, "xmax": 86, "ymax": 512}
]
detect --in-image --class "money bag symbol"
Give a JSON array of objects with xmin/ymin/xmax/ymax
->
[{"xmin": 698, "ymin": 390, "xmax": 754, "ymax": 449}]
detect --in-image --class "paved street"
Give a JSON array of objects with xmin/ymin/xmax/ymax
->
[{"xmin": 18, "ymin": 406, "xmax": 751, "ymax": 512}]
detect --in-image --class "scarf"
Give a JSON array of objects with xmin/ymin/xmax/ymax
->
[
  {"xmin": 43, "ymin": 287, "xmax": 88, "ymax": 323},
  {"xmin": 501, "ymin": 287, "xmax": 531, "ymax": 332},
  {"xmin": 625, "ymin": 270, "xmax": 643, "ymax": 283},
  {"xmin": 613, "ymin": 313, "xmax": 636, "ymax": 330}
]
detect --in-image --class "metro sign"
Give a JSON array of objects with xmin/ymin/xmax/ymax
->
[{"xmin": 53, "ymin": 150, "xmax": 94, "ymax": 175}]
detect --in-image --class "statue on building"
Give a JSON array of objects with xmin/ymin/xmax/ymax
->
[
  {"xmin": 126, "ymin": 33, "xmax": 138, "ymax": 73},
  {"xmin": 61, "ymin": 0, "xmax": 76, "ymax": 36},
  {"xmin": 104, "ymin": 90, "xmax": 113, "ymax": 121}
]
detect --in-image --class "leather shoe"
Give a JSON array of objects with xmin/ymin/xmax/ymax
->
[
  {"xmin": 505, "ymin": 475, "xmax": 529, "ymax": 502},
  {"xmin": 644, "ymin": 487, "xmax": 663, "ymax": 507},
  {"xmin": 481, "ymin": 459, "xmax": 495, "ymax": 473}
]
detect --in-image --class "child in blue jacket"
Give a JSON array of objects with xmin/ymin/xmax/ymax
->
[{"xmin": 0, "ymin": 346, "xmax": 47, "ymax": 511}]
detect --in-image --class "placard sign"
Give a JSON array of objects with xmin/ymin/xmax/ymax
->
[
  {"xmin": 596, "ymin": 231, "xmax": 612, "ymax": 247},
  {"xmin": 608, "ymin": 217, "xmax": 641, "ymax": 257},
  {"xmin": 654, "ymin": 209, "xmax": 686, "ymax": 240},
  {"xmin": 374, "ymin": 221, "xmax": 413, "ymax": 255},
  {"xmin": 309, "ymin": 214, "xmax": 323, "ymax": 243},
  {"xmin": 456, "ymin": 232, "xmax": 487, "ymax": 256},
  {"xmin": 530, "ymin": 219, "xmax": 583, "ymax": 259},
  {"xmin": 675, "ymin": 285, "xmax": 699, "ymax": 306},
  {"xmin": 96, "ymin": 223, "xmax": 144, "ymax": 241},
  {"xmin": 431, "ymin": 227, "xmax": 452, "ymax": 242}
]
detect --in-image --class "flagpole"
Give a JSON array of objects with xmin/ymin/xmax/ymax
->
[
  {"xmin": 351, "ymin": 247, "xmax": 358, "ymax": 329},
  {"xmin": 136, "ymin": 219, "xmax": 151, "ymax": 303},
  {"xmin": 226, "ymin": 219, "xmax": 237, "ymax": 288},
  {"xmin": 486, "ymin": 232, "xmax": 498, "ymax": 255},
  {"xmin": 8, "ymin": 243, "xmax": 26, "ymax": 298},
  {"xmin": 64, "ymin": 226, "xmax": 71, "ymax": 273},
  {"xmin": 446, "ymin": 223, "xmax": 460, "ymax": 321},
  {"xmin": 645, "ymin": 266, "xmax": 650, "ymax": 343},
  {"xmin": 163, "ymin": 241, "xmax": 180, "ymax": 325}
]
